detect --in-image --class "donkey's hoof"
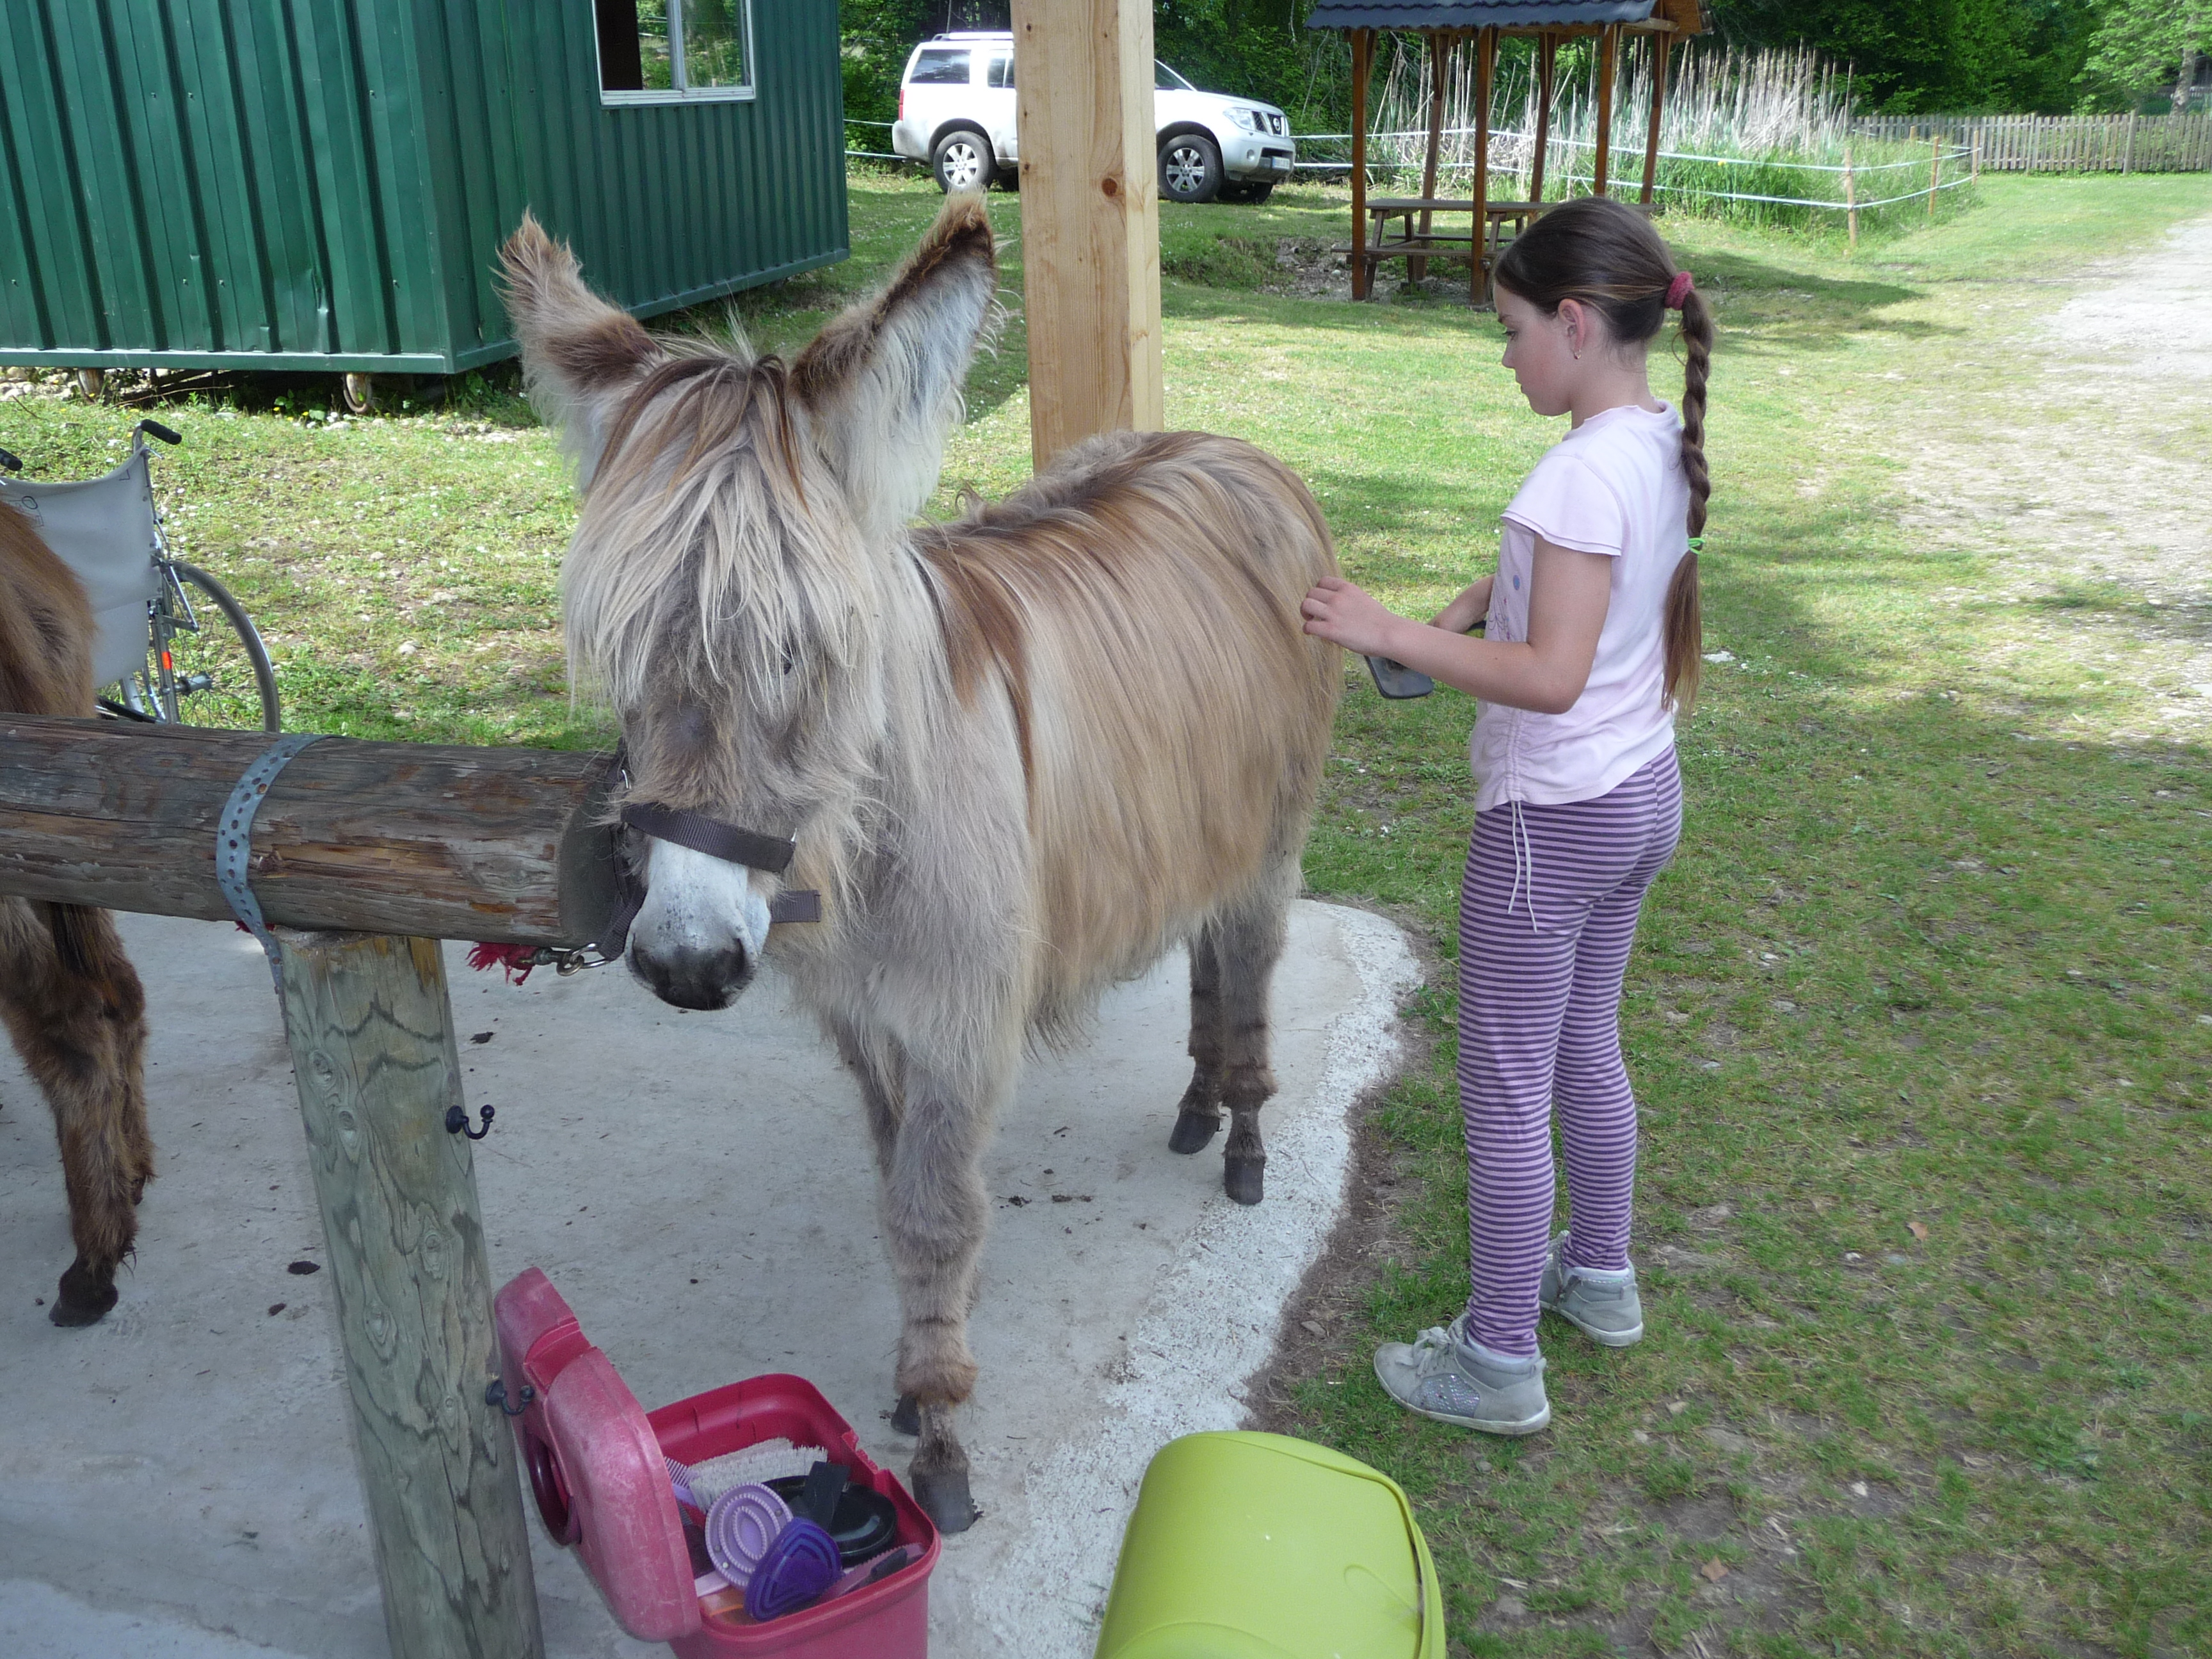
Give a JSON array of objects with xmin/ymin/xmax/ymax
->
[
  {"xmin": 911, "ymin": 1464, "xmax": 979, "ymax": 1534},
  {"xmin": 890, "ymin": 1393, "xmax": 920, "ymax": 1436},
  {"xmin": 51, "ymin": 1260, "xmax": 118, "ymax": 1327},
  {"xmin": 1168, "ymin": 1109, "xmax": 1222, "ymax": 1155},
  {"xmin": 1224, "ymin": 1155, "xmax": 1265, "ymax": 1206}
]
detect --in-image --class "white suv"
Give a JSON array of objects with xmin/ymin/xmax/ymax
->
[{"xmin": 892, "ymin": 32, "xmax": 1295, "ymax": 205}]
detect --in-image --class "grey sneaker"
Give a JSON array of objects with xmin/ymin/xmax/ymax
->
[
  {"xmin": 1538, "ymin": 1232, "xmax": 1644, "ymax": 1347},
  {"xmin": 1372, "ymin": 1313, "xmax": 1550, "ymax": 1435}
]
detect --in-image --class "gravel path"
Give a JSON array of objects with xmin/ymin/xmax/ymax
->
[{"xmin": 1900, "ymin": 211, "xmax": 2212, "ymax": 740}]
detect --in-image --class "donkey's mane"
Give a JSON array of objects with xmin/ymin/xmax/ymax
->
[{"xmin": 563, "ymin": 342, "xmax": 870, "ymax": 714}]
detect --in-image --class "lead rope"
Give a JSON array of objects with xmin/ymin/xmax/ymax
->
[{"xmin": 215, "ymin": 733, "xmax": 327, "ymax": 997}]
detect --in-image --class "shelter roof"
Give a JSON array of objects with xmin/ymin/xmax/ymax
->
[{"xmin": 1306, "ymin": 0, "xmax": 1656, "ymax": 30}]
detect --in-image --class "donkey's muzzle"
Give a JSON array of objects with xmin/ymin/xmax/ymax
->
[{"xmin": 630, "ymin": 940, "xmax": 755, "ymax": 1011}]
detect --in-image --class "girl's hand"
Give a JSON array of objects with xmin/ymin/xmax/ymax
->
[
  {"xmin": 1431, "ymin": 576, "xmax": 1494, "ymax": 636},
  {"xmin": 1301, "ymin": 576, "xmax": 1406, "ymax": 658}
]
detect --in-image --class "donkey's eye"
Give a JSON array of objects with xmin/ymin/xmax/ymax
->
[{"xmin": 781, "ymin": 652, "xmax": 795, "ymax": 676}]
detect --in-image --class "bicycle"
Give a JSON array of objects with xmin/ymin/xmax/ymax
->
[{"xmin": 0, "ymin": 420, "xmax": 280, "ymax": 732}]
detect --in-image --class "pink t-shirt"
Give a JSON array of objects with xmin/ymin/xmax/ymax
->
[{"xmin": 1470, "ymin": 402, "xmax": 1690, "ymax": 812}]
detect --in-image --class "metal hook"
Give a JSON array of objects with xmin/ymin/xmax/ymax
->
[
  {"xmin": 485, "ymin": 1378, "xmax": 534, "ymax": 1418},
  {"xmin": 445, "ymin": 1103, "xmax": 495, "ymax": 1141}
]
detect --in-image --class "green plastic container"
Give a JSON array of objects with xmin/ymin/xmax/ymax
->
[{"xmin": 1095, "ymin": 1432, "xmax": 1445, "ymax": 1659}]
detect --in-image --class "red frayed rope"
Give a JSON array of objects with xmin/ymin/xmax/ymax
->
[{"xmin": 468, "ymin": 942, "xmax": 543, "ymax": 984}]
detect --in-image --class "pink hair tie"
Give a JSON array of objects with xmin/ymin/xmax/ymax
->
[{"xmin": 1665, "ymin": 271, "xmax": 1694, "ymax": 310}]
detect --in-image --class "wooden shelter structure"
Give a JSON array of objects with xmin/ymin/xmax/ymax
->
[{"xmin": 1307, "ymin": 0, "xmax": 1708, "ymax": 301}]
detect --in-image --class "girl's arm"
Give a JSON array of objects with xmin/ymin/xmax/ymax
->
[
  {"xmin": 1302, "ymin": 540, "xmax": 1612, "ymax": 715},
  {"xmin": 1431, "ymin": 574, "xmax": 1494, "ymax": 636}
]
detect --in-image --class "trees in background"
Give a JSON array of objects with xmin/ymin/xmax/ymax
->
[
  {"xmin": 2074, "ymin": 1, "xmax": 2211, "ymax": 111},
  {"xmin": 837, "ymin": 2, "xmax": 2212, "ymax": 134}
]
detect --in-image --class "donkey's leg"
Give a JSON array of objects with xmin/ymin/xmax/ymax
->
[
  {"xmin": 826, "ymin": 1014, "xmax": 930, "ymax": 1435},
  {"xmin": 879, "ymin": 1048, "xmax": 1001, "ymax": 1534},
  {"xmin": 1167, "ymin": 923, "xmax": 1227, "ymax": 1155},
  {"xmin": 0, "ymin": 900, "xmax": 154, "ymax": 1326},
  {"xmin": 1212, "ymin": 862, "xmax": 1297, "ymax": 1206}
]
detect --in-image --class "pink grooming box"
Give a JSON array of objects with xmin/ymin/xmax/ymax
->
[{"xmin": 493, "ymin": 1267, "xmax": 938, "ymax": 1658}]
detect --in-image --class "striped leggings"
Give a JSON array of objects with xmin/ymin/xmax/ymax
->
[{"xmin": 1457, "ymin": 748, "xmax": 1682, "ymax": 1356}]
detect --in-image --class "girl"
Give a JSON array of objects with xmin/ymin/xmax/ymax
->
[{"xmin": 1301, "ymin": 195, "xmax": 1712, "ymax": 1436}]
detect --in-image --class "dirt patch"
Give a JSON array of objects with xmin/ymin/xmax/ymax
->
[{"xmin": 1898, "ymin": 212, "xmax": 2212, "ymax": 741}]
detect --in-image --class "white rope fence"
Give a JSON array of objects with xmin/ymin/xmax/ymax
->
[{"xmin": 844, "ymin": 118, "xmax": 1973, "ymax": 215}]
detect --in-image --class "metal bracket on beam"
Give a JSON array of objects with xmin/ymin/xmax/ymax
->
[{"xmin": 215, "ymin": 732, "xmax": 325, "ymax": 995}]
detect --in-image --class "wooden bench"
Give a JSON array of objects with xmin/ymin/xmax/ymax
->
[{"xmin": 1356, "ymin": 197, "xmax": 1544, "ymax": 299}]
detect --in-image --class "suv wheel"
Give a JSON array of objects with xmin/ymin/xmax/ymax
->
[
  {"xmin": 931, "ymin": 127, "xmax": 993, "ymax": 194},
  {"xmin": 1159, "ymin": 134, "xmax": 1223, "ymax": 204}
]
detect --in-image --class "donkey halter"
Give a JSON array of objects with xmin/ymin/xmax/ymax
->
[{"xmin": 597, "ymin": 742, "xmax": 822, "ymax": 959}]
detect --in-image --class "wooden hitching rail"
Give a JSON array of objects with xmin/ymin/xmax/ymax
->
[{"xmin": 0, "ymin": 716, "xmax": 627, "ymax": 1659}]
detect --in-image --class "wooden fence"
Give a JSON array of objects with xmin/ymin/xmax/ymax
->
[{"xmin": 1854, "ymin": 112, "xmax": 2212, "ymax": 173}]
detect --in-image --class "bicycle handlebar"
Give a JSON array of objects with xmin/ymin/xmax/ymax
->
[{"xmin": 138, "ymin": 420, "xmax": 182, "ymax": 445}]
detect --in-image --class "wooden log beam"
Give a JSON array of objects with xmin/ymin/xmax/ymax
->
[
  {"xmin": 1641, "ymin": 26, "xmax": 1671, "ymax": 205},
  {"xmin": 1350, "ymin": 28, "xmax": 1372, "ymax": 301},
  {"xmin": 1411, "ymin": 31, "xmax": 1450, "ymax": 283},
  {"xmin": 282, "ymin": 930, "xmax": 542, "ymax": 1659},
  {"xmin": 0, "ymin": 717, "xmax": 616, "ymax": 945},
  {"xmin": 1011, "ymin": 0, "xmax": 1163, "ymax": 467},
  {"xmin": 1530, "ymin": 33, "xmax": 1557, "ymax": 203},
  {"xmin": 1469, "ymin": 27, "xmax": 1495, "ymax": 307},
  {"xmin": 1594, "ymin": 24, "xmax": 1619, "ymax": 195}
]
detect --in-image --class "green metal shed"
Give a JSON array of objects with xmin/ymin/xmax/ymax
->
[{"xmin": 0, "ymin": 1, "xmax": 847, "ymax": 384}]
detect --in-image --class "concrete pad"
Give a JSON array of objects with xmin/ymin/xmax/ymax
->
[{"xmin": 0, "ymin": 901, "xmax": 1414, "ymax": 1658}]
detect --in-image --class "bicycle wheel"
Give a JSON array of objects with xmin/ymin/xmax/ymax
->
[{"xmin": 157, "ymin": 563, "xmax": 281, "ymax": 731}]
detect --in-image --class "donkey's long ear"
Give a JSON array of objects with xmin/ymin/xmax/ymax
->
[
  {"xmin": 791, "ymin": 194, "xmax": 998, "ymax": 541},
  {"xmin": 499, "ymin": 211, "xmax": 662, "ymax": 488}
]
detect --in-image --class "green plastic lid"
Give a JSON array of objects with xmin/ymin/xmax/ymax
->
[{"xmin": 1095, "ymin": 1432, "xmax": 1444, "ymax": 1659}]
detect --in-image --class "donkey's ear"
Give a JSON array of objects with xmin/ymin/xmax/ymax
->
[
  {"xmin": 791, "ymin": 194, "xmax": 998, "ymax": 540},
  {"xmin": 499, "ymin": 211, "xmax": 661, "ymax": 487}
]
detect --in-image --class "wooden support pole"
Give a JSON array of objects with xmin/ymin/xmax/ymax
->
[
  {"xmin": 1593, "ymin": 23, "xmax": 1618, "ymax": 195},
  {"xmin": 1843, "ymin": 143, "xmax": 1857, "ymax": 249},
  {"xmin": 0, "ymin": 717, "xmax": 616, "ymax": 944},
  {"xmin": 1469, "ymin": 27, "xmax": 1495, "ymax": 307},
  {"xmin": 2122, "ymin": 111, "xmax": 2135, "ymax": 175},
  {"xmin": 1640, "ymin": 27, "xmax": 1670, "ymax": 205},
  {"xmin": 1411, "ymin": 31, "xmax": 1449, "ymax": 282},
  {"xmin": 1928, "ymin": 131, "xmax": 1941, "ymax": 218},
  {"xmin": 1350, "ymin": 28, "xmax": 1372, "ymax": 301},
  {"xmin": 281, "ymin": 931, "xmax": 541, "ymax": 1659},
  {"xmin": 1010, "ymin": 0, "xmax": 1162, "ymax": 467},
  {"xmin": 1530, "ymin": 33, "xmax": 1557, "ymax": 203}
]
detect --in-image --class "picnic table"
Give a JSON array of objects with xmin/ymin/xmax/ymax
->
[{"xmin": 1351, "ymin": 196, "xmax": 1546, "ymax": 300}]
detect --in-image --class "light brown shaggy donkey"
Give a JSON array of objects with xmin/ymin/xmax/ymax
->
[
  {"xmin": 0, "ymin": 497, "xmax": 154, "ymax": 1326},
  {"xmin": 501, "ymin": 196, "xmax": 1341, "ymax": 1530}
]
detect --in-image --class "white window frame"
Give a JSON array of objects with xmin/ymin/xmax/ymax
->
[{"xmin": 598, "ymin": 0, "xmax": 757, "ymax": 107}]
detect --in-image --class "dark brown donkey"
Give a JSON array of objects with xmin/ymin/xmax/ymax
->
[{"xmin": 0, "ymin": 495, "xmax": 154, "ymax": 1325}]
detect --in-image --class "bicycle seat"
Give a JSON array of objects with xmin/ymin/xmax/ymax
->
[{"xmin": 0, "ymin": 439, "xmax": 163, "ymax": 689}]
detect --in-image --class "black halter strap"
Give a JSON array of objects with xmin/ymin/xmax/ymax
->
[{"xmin": 596, "ymin": 744, "xmax": 821, "ymax": 958}]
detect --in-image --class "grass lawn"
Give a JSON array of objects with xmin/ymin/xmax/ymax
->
[{"xmin": 4, "ymin": 169, "xmax": 2207, "ymax": 1657}]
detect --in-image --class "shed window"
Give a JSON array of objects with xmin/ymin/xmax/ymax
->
[
  {"xmin": 909, "ymin": 48, "xmax": 972, "ymax": 86},
  {"xmin": 598, "ymin": 0, "xmax": 753, "ymax": 102}
]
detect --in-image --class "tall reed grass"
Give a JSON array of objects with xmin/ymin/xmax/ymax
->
[{"xmin": 1330, "ymin": 42, "xmax": 1971, "ymax": 232}]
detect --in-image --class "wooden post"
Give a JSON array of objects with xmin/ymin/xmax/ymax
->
[
  {"xmin": 1530, "ymin": 32, "xmax": 1557, "ymax": 203},
  {"xmin": 1350, "ymin": 27, "xmax": 1372, "ymax": 301},
  {"xmin": 1972, "ymin": 127, "xmax": 1982, "ymax": 180},
  {"xmin": 1640, "ymin": 26, "xmax": 1670, "ymax": 205},
  {"xmin": 1411, "ymin": 32, "xmax": 1448, "ymax": 282},
  {"xmin": 1468, "ymin": 26, "xmax": 1495, "ymax": 307},
  {"xmin": 1592, "ymin": 23, "xmax": 1618, "ymax": 195},
  {"xmin": 2122, "ymin": 111, "xmax": 2136, "ymax": 175},
  {"xmin": 1928, "ymin": 131, "xmax": 1941, "ymax": 218},
  {"xmin": 1010, "ymin": 0, "xmax": 1162, "ymax": 467},
  {"xmin": 282, "ymin": 931, "xmax": 541, "ymax": 1659},
  {"xmin": 1843, "ymin": 143, "xmax": 1857, "ymax": 249}
]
